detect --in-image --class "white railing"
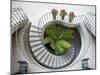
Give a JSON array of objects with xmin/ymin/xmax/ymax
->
[
  {"xmin": 28, "ymin": 12, "xmax": 95, "ymax": 69},
  {"xmin": 11, "ymin": 8, "xmax": 29, "ymax": 34}
]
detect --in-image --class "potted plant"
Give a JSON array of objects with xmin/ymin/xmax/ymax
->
[
  {"xmin": 51, "ymin": 9, "xmax": 58, "ymax": 20},
  {"xmin": 68, "ymin": 12, "xmax": 75, "ymax": 23},
  {"xmin": 60, "ymin": 9, "xmax": 67, "ymax": 20}
]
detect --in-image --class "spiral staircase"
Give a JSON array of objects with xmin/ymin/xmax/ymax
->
[{"xmin": 11, "ymin": 8, "xmax": 96, "ymax": 74}]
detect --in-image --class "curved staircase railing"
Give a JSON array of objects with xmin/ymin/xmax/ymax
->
[
  {"xmin": 11, "ymin": 9, "xmax": 95, "ymax": 70},
  {"xmin": 11, "ymin": 8, "xmax": 29, "ymax": 34},
  {"xmin": 28, "ymin": 12, "xmax": 92, "ymax": 69}
]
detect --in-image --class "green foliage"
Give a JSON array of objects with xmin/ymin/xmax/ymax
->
[
  {"xmin": 55, "ymin": 40, "xmax": 71, "ymax": 54},
  {"xmin": 42, "ymin": 24, "xmax": 74, "ymax": 55},
  {"xmin": 42, "ymin": 37, "xmax": 52, "ymax": 44}
]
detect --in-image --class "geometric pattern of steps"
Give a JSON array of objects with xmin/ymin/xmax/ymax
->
[
  {"xmin": 11, "ymin": 22, "xmax": 32, "ymax": 74},
  {"xmin": 17, "ymin": 22, "xmax": 34, "ymax": 62},
  {"xmin": 15, "ymin": 22, "xmax": 32, "ymax": 62},
  {"xmin": 11, "ymin": 9, "xmax": 95, "ymax": 69},
  {"xmin": 83, "ymin": 12, "xmax": 96, "ymax": 36},
  {"xmin": 29, "ymin": 12, "xmax": 90, "ymax": 69},
  {"xmin": 11, "ymin": 8, "xmax": 29, "ymax": 34},
  {"xmin": 29, "ymin": 26, "xmax": 75, "ymax": 69}
]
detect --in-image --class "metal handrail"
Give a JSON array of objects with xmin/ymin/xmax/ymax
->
[
  {"xmin": 28, "ymin": 12, "xmax": 92, "ymax": 69},
  {"xmin": 11, "ymin": 8, "xmax": 29, "ymax": 34}
]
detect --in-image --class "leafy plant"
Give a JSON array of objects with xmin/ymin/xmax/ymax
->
[
  {"xmin": 51, "ymin": 9, "xmax": 58, "ymax": 19},
  {"xmin": 69, "ymin": 12, "xmax": 75, "ymax": 22},
  {"xmin": 60, "ymin": 9, "xmax": 67, "ymax": 20},
  {"xmin": 42, "ymin": 24, "xmax": 74, "ymax": 55}
]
